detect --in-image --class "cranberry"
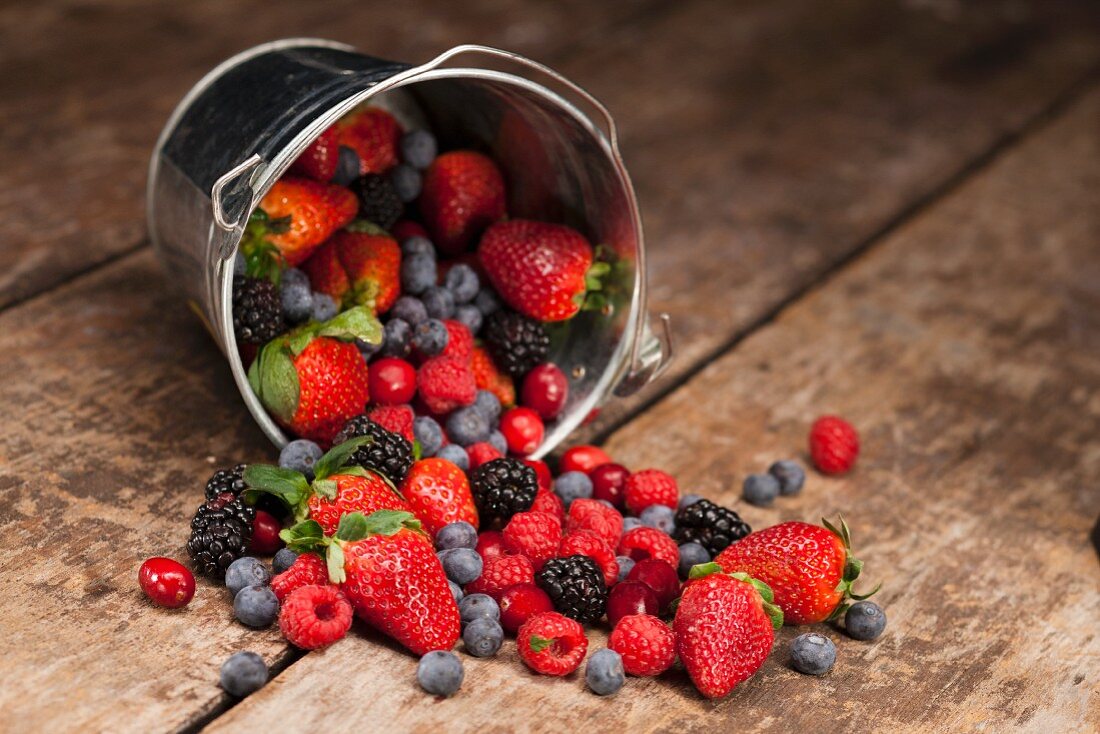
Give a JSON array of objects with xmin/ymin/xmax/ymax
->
[
  {"xmin": 521, "ymin": 363, "xmax": 568, "ymax": 419},
  {"xmin": 248, "ymin": 509, "xmax": 284, "ymax": 555},
  {"xmin": 138, "ymin": 557, "xmax": 195, "ymax": 608},
  {"xmin": 560, "ymin": 445, "xmax": 611, "ymax": 474},
  {"xmin": 466, "ymin": 442, "xmax": 503, "ymax": 470},
  {"xmin": 590, "ymin": 463, "xmax": 630, "ymax": 509},
  {"xmin": 475, "ymin": 531, "xmax": 507, "ymax": 561},
  {"xmin": 606, "ymin": 580, "xmax": 660, "ymax": 627},
  {"xmin": 391, "ymin": 220, "xmax": 428, "ymax": 241},
  {"xmin": 522, "ymin": 458, "xmax": 553, "ymax": 490},
  {"xmin": 368, "ymin": 357, "xmax": 417, "ymax": 405},
  {"xmin": 627, "ymin": 559, "xmax": 681, "ymax": 613},
  {"xmin": 498, "ymin": 583, "xmax": 555, "ymax": 634},
  {"xmin": 499, "ymin": 407, "xmax": 545, "ymax": 456}
]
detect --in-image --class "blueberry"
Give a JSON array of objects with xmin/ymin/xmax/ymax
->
[
  {"xmin": 225, "ymin": 557, "xmax": 271, "ymax": 597},
  {"xmin": 438, "ymin": 548, "xmax": 483, "ymax": 585},
  {"xmin": 678, "ymin": 493, "xmax": 703, "ymax": 510},
  {"xmin": 473, "ymin": 390, "xmax": 502, "ymax": 423},
  {"xmin": 401, "ymin": 129, "xmax": 438, "ymax": 170},
  {"xmin": 381, "ymin": 318, "xmax": 412, "ymax": 358},
  {"xmin": 333, "ymin": 145, "xmax": 360, "ymax": 187},
  {"xmin": 281, "ymin": 268, "xmax": 309, "ymax": 290},
  {"xmin": 401, "ymin": 235, "xmax": 436, "ymax": 259},
  {"xmin": 487, "ymin": 430, "xmax": 508, "ymax": 456},
  {"xmin": 233, "ymin": 585, "xmax": 279, "ymax": 628},
  {"xmin": 389, "ymin": 163, "xmax": 422, "ymax": 203},
  {"xmin": 474, "ymin": 288, "xmax": 501, "ymax": 317},
  {"xmin": 391, "ymin": 296, "xmax": 428, "ymax": 327},
  {"xmin": 790, "ymin": 633, "xmax": 836, "ymax": 675},
  {"xmin": 220, "ymin": 651, "xmax": 268, "ymax": 697},
  {"xmin": 769, "ymin": 459, "xmax": 806, "ymax": 496},
  {"xmin": 677, "ymin": 542, "xmax": 711, "ymax": 578},
  {"xmin": 640, "ymin": 505, "xmax": 676, "ymax": 534},
  {"xmin": 453, "ymin": 304, "xmax": 483, "ymax": 335},
  {"xmin": 438, "ymin": 444, "xmax": 470, "ymax": 471},
  {"xmin": 413, "ymin": 416, "xmax": 444, "ymax": 457},
  {"xmin": 446, "ymin": 406, "xmax": 490, "ymax": 447},
  {"xmin": 596, "ymin": 499, "xmax": 615, "ymax": 509},
  {"xmin": 448, "ymin": 580, "xmax": 464, "ymax": 603},
  {"xmin": 554, "ymin": 471, "xmax": 593, "ymax": 508},
  {"xmin": 458, "ymin": 593, "xmax": 500, "ymax": 625},
  {"xmin": 444, "ymin": 264, "xmax": 480, "ymax": 304},
  {"xmin": 436, "ymin": 521, "xmax": 478, "ymax": 551},
  {"xmin": 463, "ymin": 617, "xmax": 504, "ymax": 658},
  {"xmin": 281, "ymin": 284, "xmax": 312, "ymax": 324},
  {"xmin": 272, "ymin": 548, "xmax": 298, "ymax": 575},
  {"xmin": 585, "ymin": 648, "xmax": 625, "ymax": 696},
  {"xmin": 845, "ymin": 601, "xmax": 887, "ymax": 641},
  {"xmin": 742, "ymin": 473, "xmax": 780, "ymax": 507},
  {"xmin": 422, "ymin": 286, "xmax": 455, "ymax": 320},
  {"xmin": 615, "ymin": 556, "xmax": 635, "ymax": 582},
  {"xmin": 357, "ymin": 337, "xmax": 381, "ymax": 361},
  {"xmin": 401, "ymin": 253, "xmax": 437, "ymax": 295},
  {"xmin": 310, "ymin": 293, "xmax": 338, "ymax": 322},
  {"xmin": 622, "ymin": 517, "xmax": 642, "ymax": 533},
  {"xmin": 417, "ymin": 650, "xmax": 463, "ymax": 697},
  {"xmin": 279, "ymin": 439, "xmax": 323, "ymax": 479},
  {"xmin": 412, "ymin": 318, "xmax": 449, "ymax": 356}
]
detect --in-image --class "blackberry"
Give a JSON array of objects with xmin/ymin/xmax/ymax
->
[
  {"xmin": 535, "ymin": 555, "xmax": 607, "ymax": 625},
  {"xmin": 332, "ymin": 415, "xmax": 413, "ymax": 484},
  {"xmin": 353, "ymin": 173, "xmax": 403, "ymax": 229},
  {"xmin": 672, "ymin": 499, "xmax": 752, "ymax": 557},
  {"xmin": 204, "ymin": 464, "xmax": 248, "ymax": 501},
  {"xmin": 232, "ymin": 276, "xmax": 284, "ymax": 345},
  {"xmin": 482, "ymin": 311, "xmax": 550, "ymax": 379},
  {"xmin": 469, "ymin": 458, "xmax": 538, "ymax": 525},
  {"xmin": 188, "ymin": 493, "xmax": 255, "ymax": 578}
]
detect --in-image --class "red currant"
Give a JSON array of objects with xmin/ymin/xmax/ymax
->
[
  {"xmin": 520, "ymin": 363, "xmax": 568, "ymax": 419},
  {"xmin": 606, "ymin": 580, "xmax": 660, "ymax": 627},
  {"xmin": 560, "ymin": 445, "xmax": 611, "ymax": 474},
  {"xmin": 498, "ymin": 583, "xmax": 555, "ymax": 634},
  {"xmin": 368, "ymin": 357, "xmax": 417, "ymax": 405},
  {"xmin": 627, "ymin": 559, "xmax": 681, "ymax": 613},
  {"xmin": 248, "ymin": 509, "xmax": 284, "ymax": 555},
  {"xmin": 590, "ymin": 462, "xmax": 630, "ymax": 509},
  {"xmin": 499, "ymin": 407, "xmax": 544, "ymax": 456},
  {"xmin": 522, "ymin": 458, "xmax": 553, "ymax": 490},
  {"xmin": 138, "ymin": 557, "xmax": 195, "ymax": 608}
]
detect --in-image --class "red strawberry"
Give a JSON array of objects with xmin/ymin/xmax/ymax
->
[
  {"xmin": 289, "ymin": 125, "xmax": 340, "ymax": 181},
  {"xmin": 400, "ymin": 458, "xmax": 479, "ymax": 537},
  {"xmin": 418, "ymin": 357, "xmax": 476, "ymax": 414},
  {"xmin": 365, "ymin": 404, "xmax": 415, "ymax": 442},
  {"xmin": 252, "ymin": 177, "xmax": 358, "ymax": 267},
  {"xmin": 674, "ymin": 565, "xmax": 783, "ymax": 698},
  {"xmin": 479, "ymin": 220, "xmax": 605, "ymax": 322},
  {"xmin": 305, "ymin": 472, "xmax": 409, "ymax": 536},
  {"xmin": 303, "ymin": 225, "xmax": 401, "ymax": 314},
  {"xmin": 470, "ymin": 346, "xmax": 515, "ymax": 408},
  {"xmin": 420, "ymin": 151, "xmax": 506, "ymax": 255},
  {"xmin": 809, "ymin": 415, "xmax": 860, "ymax": 475},
  {"xmin": 336, "ymin": 107, "xmax": 402, "ymax": 175},
  {"xmin": 714, "ymin": 517, "xmax": 877, "ymax": 624}
]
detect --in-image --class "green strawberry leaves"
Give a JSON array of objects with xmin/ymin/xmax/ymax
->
[
  {"xmin": 688, "ymin": 562, "xmax": 723, "ymax": 580},
  {"xmin": 238, "ymin": 209, "xmax": 289, "ymax": 284},
  {"xmin": 279, "ymin": 519, "xmax": 325, "ymax": 553},
  {"xmin": 281, "ymin": 510, "xmax": 423, "ymax": 584},
  {"xmin": 312, "ymin": 435, "xmax": 373, "ymax": 481},
  {"xmin": 243, "ymin": 437, "xmax": 376, "ymax": 520},
  {"xmin": 822, "ymin": 514, "xmax": 881, "ymax": 620},
  {"xmin": 579, "ymin": 243, "xmax": 629, "ymax": 315},
  {"xmin": 248, "ymin": 340, "xmax": 300, "ymax": 422},
  {"xmin": 242, "ymin": 465, "xmax": 311, "ymax": 508},
  {"xmin": 285, "ymin": 304, "xmax": 383, "ymax": 355}
]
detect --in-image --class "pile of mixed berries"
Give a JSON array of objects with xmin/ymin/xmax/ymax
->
[{"xmin": 140, "ymin": 405, "xmax": 885, "ymax": 700}]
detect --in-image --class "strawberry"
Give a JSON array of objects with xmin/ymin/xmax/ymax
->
[
  {"xmin": 336, "ymin": 107, "xmax": 402, "ymax": 175},
  {"xmin": 303, "ymin": 224, "xmax": 401, "ymax": 314},
  {"xmin": 289, "ymin": 125, "xmax": 340, "ymax": 181},
  {"xmin": 244, "ymin": 436, "xmax": 410, "ymax": 536},
  {"xmin": 249, "ymin": 177, "xmax": 358, "ymax": 268},
  {"xmin": 400, "ymin": 458, "xmax": 479, "ymax": 538},
  {"xmin": 470, "ymin": 346, "xmax": 515, "ymax": 408},
  {"xmin": 674, "ymin": 565, "xmax": 783, "ymax": 698},
  {"xmin": 479, "ymin": 220, "xmax": 607, "ymax": 322},
  {"xmin": 283, "ymin": 510, "xmax": 461, "ymax": 655},
  {"xmin": 420, "ymin": 151, "xmax": 506, "ymax": 255},
  {"xmin": 247, "ymin": 306, "xmax": 381, "ymax": 444},
  {"xmin": 714, "ymin": 517, "xmax": 878, "ymax": 624}
]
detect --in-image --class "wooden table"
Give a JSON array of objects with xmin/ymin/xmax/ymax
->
[{"xmin": 3, "ymin": 1, "xmax": 1099, "ymax": 731}]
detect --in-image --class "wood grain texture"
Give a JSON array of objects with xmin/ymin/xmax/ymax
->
[{"xmin": 206, "ymin": 81, "xmax": 1100, "ymax": 734}]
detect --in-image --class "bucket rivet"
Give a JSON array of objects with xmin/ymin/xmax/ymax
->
[{"xmin": 572, "ymin": 365, "xmax": 586, "ymax": 380}]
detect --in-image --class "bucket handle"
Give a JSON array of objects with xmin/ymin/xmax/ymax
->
[{"xmin": 211, "ymin": 153, "xmax": 263, "ymax": 234}]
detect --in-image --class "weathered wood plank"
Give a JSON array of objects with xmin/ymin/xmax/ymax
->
[{"xmin": 206, "ymin": 82, "xmax": 1100, "ymax": 734}]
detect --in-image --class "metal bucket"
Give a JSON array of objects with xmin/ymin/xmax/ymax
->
[{"xmin": 147, "ymin": 39, "xmax": 672, "ymax": 458}]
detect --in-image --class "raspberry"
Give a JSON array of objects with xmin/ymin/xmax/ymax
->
[
  {"xmin": 560, "ymin": 445, "xmax": 611, "ymax": 475},
  {"xmin": 466, "ymin": 442, "xmax": 503, "ymax": 471},
  {"xmin": 475, "ymin": 530, "xmax": 507, "ymax": 562},
  {"xmin": 623, "ymin": 469, "xmax": 679, "ymax": 515},
  {"xmin": 809, "ymin": 415, "xmax": 860, "ymax": 475},
  {"xmin": 535, "ymin": 555, "xmax": 607, "ymax": 625},
  {"xmin": 465, "ymin": 553, "xmax": 535, "ymax": 600},
  {"xmin": 502, "ymin": 511, "xmax": 562, "ymax": 570},
  {"xmin": 566, "ymin": 498, "xmax": 623, "ymax": 548},
  {"xmin": 279, "ymin": 584, "xmax": 353, "ymax": 650},
  {"xmin": 530, "ymin": 487, "xmax": 564, "ymax": 522},
  {"xmin": 441, "ymin": 320, "xmax": 474, "ymax": 363},
  {"xmin": 271, "ymin": 553, "xmax": 329, "ymax": 602},
  {"xmin": 498, "ymin": 583, "xmax": 555, "ymax": 634},
  {"xmin": 609, "ymin": 614, "xmax": 675, "ymax": 676},
  {"xmin": 558, "ymin": 530, "xmax": 618, "ymax": 587},
  {"xmin": 418, "ymin": 357, "xmax": 477, "ymax": 414},
  {"xmin": 517, "ymin": 612, "xmax": 588, "ymax": 676},
  {"xmin": 366, "ymin": 404, "xmax": 415, "ymax": 442},
  {"xmin": 618, "ymin": 527, "xmax": 680, "ymax": 568},
  {"xmin": 625, "ymin": 558, "xmax": 681, "ymax": 613}
]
